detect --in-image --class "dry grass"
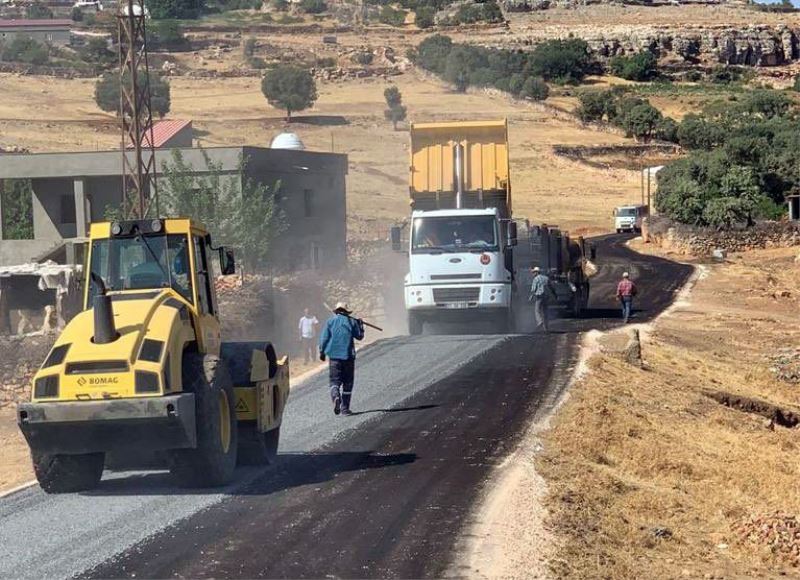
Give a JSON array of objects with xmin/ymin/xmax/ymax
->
[
  {"xmin": 538, "ymin": 245, "xmax": 800, "ymax": 578},
  {"xmin": 0, "ymin": 70, "xmax": 642, "ymax": 239}
]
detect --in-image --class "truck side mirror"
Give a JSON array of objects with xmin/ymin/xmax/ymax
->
[
  {"xmin": 390, "ymin": 226, "xmax": 402, "ymax": 252},
  {"xmin": 590, "ymin": 244, "xmax": 597, "ymax": 261},
  {"xmin": 507, "ymin": 221, "xmax": 518, "ymax": 247},
  {"xmin": 219, "ymin": 248, "xmax": 236, "ymax": 275}
]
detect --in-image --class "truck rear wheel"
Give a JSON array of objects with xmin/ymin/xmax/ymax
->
[
  {"xmin": 32, "ymin": 451, "xmax": 104, "ymax": 494},
  {"xmin": 169, "ymin": 353, "xmax": 238, "ymax": 488},
  {"xmin": 238, "ymin": 424, "xmax": 280, "ymax": 466},
  {"xmin": 408, "ymin": 313, "xmax": 423, "ymax": 336}
]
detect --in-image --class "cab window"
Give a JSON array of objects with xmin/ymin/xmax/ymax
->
[{"xmin": 193, "ymin": 235, "xmax": 214, "ymax": 315}]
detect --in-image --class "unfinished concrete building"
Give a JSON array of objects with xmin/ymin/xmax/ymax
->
[{"xmin": 0, "ymin": 145, "xmax": 348, "ymax": 271}]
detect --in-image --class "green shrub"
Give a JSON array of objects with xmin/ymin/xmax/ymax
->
[
  {"xmin": 26, "ymin": 2, "xmax": 53, "ymax": 19},
  {"xmin": 529, "ymin": 38, "xmax": 593, "ymax": 85},
  {"xmin": 354, "ymin": 51, "xmax": 374, "ymax": 65},
  {"xmin": 379, "ymin": 5, "xmax": 407, "ymax": 26},
  {"xmin": 416, "ymin": 34, "xmax": 452, "ymax": 73},
  {"xmin": 148, "ymin": 0, "xmax": 205, "ymax": 19},
  {"xmin": 415, "ymin": 6, "xmax": 435, "ymax": 28},
  {"xmin": 78, "ymin": 36, "xmax": 115, "ymax": 65},
  {"xmin": 608, "ymin": 51, "xmax": 658, "ymax": 81},
  {"xmin": 1, "ymin": 36, "xmax": 49, "ymax": 65},
  {"xmin": 95, "ymin": 70, "xmax": 171, "ymax": 117},
  {"xmin": 149, "ymin": 20, "xmax": 191, "ymax": 51},
  {"xmin": 519, "ymin": 77, "xmax": 549, "ymax": 101},
  {"xmin": 316, "ymin": 56, "xmax": 337, "ymax": 68},
  {"xmin": 71, "ymin": 6, "xmax": 84, "ymax": 21},
  {"xmin": 300, "ymin": 0, "xmax": 326, "ymax": 13},
  {"xmin": 619, "ymin": 101, "xmax": 662, "ymax": 141}
]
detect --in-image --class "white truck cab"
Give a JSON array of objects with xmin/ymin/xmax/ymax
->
[
  {"xmin": 403, "ymin": 208, "xmax": 513, "ymax": 334},
  {"xmin": 613, "ymin": 204, "xmax": 649, "ymax": 234}
]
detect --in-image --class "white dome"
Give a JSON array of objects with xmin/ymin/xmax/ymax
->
[{"xmin": 270, "ymin": 133, "xmax": 305, "ymax": 150}]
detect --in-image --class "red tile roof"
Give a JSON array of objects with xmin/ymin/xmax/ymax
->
[
  {"xmin": 0, "ymin": 19, "xmax": 73, "ymax": 28},
  {"xmin": 126, "ymin": 119, "xmax": 192, "ymax": 149}
]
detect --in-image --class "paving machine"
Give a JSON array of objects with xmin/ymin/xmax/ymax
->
[{"xmin": 17, "ymin": 218, "xmax": 289, "ymax": 492}]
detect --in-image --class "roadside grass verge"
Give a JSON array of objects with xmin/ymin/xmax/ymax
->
[{"xmin": 538, "ymin": 246, "xmax": 800, "ymax": 578}]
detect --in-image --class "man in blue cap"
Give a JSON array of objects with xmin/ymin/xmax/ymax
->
[{"xmin": 319, "ymin": 302, "xmax": 365, "ymax": 416}]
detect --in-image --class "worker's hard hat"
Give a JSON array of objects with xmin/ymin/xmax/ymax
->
[
  {"xmin": 532, "ymin": 266, "xmax": 540, "ymax": 273},
  {"xmin": 334, "ymin": 302, "xmax": 352, "ymax": 314},
  {"xmin": 622, "ymin": 272, "xmax": 630, "ymax": 278}
]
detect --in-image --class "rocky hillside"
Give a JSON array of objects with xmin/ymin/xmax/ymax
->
[{"xmin": 499, "ymin": 24, "xmax": 800, "ymax": 67}]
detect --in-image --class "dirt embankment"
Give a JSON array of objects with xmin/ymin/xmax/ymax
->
[{"xmin": 538, "ymin": 244, "xmax": 800, "ymax": 577}]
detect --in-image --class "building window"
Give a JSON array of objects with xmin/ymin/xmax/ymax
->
[
  {"xmin": 310, "ymin": 242, "xmax": 322, "ymax": 270},
  {"xmin": 303, "ymin": 189, "xmax": 314, "ymax": 218},
  {"xmin": 46, "ymin": 33, "xmax": 53, "ymax": 42},
  {"xmin": 60, "ymin": 194, "xmax": 76, "ymax": 225}
]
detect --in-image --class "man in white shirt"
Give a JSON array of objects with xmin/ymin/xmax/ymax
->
[{"xmin": 298, "ymin": 308, "xmax": 319, "ymax": 363}]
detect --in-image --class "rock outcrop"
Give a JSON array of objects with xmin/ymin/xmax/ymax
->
[{"xmin": 509, "ymin": 25, "xmax": 800, "ymax": 67}]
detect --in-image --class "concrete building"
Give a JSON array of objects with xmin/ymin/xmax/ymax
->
[
  {"xmin": 0, "ymin": 19, "xmax": 72, "ymax": 46},
  {"xmin": 0, "ymin": 146, "xmax": 348, "ymax": 271}
]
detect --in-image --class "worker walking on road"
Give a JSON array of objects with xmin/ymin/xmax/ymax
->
[
  {"xmin": 529, "ymin": 266, "xmax": 555, "ymax": 333},
  {"xmin": 298, "ymin": 308, "xmax": 319, "ymax": 364},
  {"xmin": 616, "ymin": 272, "xmax": 638, "ymax": 323},
  {"xmin": 319, "ymin": 302, "xmax": 365, "ymax": 416}
]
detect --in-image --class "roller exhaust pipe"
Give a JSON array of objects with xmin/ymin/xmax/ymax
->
[{"xmin": 91, "ymin": 272, "xmax": 118, "ymax": 344}]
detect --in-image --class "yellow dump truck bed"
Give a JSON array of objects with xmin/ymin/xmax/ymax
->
[{"xmin": 409, "ymin": 119, "xmax": 511, "ymax": 216}]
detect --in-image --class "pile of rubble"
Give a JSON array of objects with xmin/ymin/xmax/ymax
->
[
  {"xmin": 768, "ymin": 348, "xmax": 800, "ymax": 385},
  {"xmin": 647, "ymin": 218, "xmax": 800, "ymax": 256},
  {"xmin": 734, "ymin": 512, "xmax": 800, "ymax": 568},
  {"xmin": 0, "ymin": 335, "xmax": 54, "ymax": 408}
]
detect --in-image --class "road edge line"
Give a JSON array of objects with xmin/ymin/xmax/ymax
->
[{"xmin": 0, "ymin": 479, "xmax": 37, "ymax": 499}]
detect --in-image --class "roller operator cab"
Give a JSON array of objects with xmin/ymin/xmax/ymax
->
[{"xmin": 17, "ymin": 218, "xmax": 290, "ymax": 493}]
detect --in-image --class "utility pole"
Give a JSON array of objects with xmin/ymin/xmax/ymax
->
[{"xmin": 118, "ymin": 0, "xmax": 159, "ymax": 219}]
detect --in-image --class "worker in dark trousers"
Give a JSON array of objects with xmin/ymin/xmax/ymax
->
[
  {"xmin": 616, "ymin": 271, "xmax": 638, "ymax": 323},
  {"xmin": 529, "ymin": 266, "xmax": 556, "ymax": 332},
  {"xmin": 319, "ymin": 302, "xmax": 365, "ymax": 416}
]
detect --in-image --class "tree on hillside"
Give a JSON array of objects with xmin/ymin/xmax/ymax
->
[
  {"xmin": 147, "ymin": 0, "xmax": 205, "ymax": 19},
  {"xmin": 619, "ymin": 102, "xmax": 662, "ymax": 142},
  {"xmin": 159, "ymin": 149, "xmax": 287, "ymax": 271},
  {"xmin": 415, "ymin": 34, "xmax": 453, "ymax": 74},
  {"xmin": 261, "ymin": 65, "xmax": 317, "ymax": 120},
  {"xmin": 529, "ymin": 38, "xmax": 592, "ymax": 85},
  {"xmin": 0, "ymin": 37, "xmax": 49, "ymax": 65},
  {"xmin": 79, "ymin": 37, "xmax": 115, "ymax": 66},
  {"xmin": 444, "ymin": 46, "xmax": 473, "ymax": 92},
  {"xmin": 383, "ymin": 86, "xmax": 407, "ymax": 130},
  {"xmin": 415, "ymin": 6, "xmax": 435, "ymax": 29},
  {"xmin": 300, "ymin": 0, "xmax": 326, "ymax": 13},
  {"xmin": 149, "ymin": 20, "xmax": 191, "ymax": 51},
  {"xmin": 519, "ymin": 77, "xmax": 549, "ymax": 101},
  {"xmin": 1, "ymin": 179, "xmax": 34, "ymax": 240},
  {"xmin": 26, "ymin": 2, "xmax": 53, "ymax": 19},
  {"xmin": 95, "ymin": 71, "xmax": 171, "ymax": 117},
  {"xmin": 609, "ymin": 51, "xmax": 658, "ymax": 82}
]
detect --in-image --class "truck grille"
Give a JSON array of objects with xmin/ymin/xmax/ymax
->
[
  {"xmin": 430, "ymin": 273, "xmax": 482, "ymax": 281},
  {"xmin": 66, "ymin": 361, "xmax": 129, "ymax": 375},
  {"xmin": 433, "ymin": 287, "xmax": 480, "ymax": 305}
]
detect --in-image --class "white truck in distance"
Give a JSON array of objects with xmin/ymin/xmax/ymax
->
[
  {"xmin": 613, "ymin": 204, "xmax": 649, "ymax": 233},
  {"xmin": 392, "ymin": 120, "xmax": 517, "ymax": 335}
]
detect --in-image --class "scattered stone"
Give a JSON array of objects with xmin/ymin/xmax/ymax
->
[
  {"xmin": 652, "ymin": 526, "xmax": 673, "ymax": 540},
  {"xmin": 623, "ymin": 328, "xmax": 643, "ymax": 367},
  {"xmin": 734, "ymin": 512, "xmax": 800, "ymax": 568}
]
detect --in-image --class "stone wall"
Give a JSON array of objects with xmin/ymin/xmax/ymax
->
[{"xmin": 646, "ymin": 217, "xmax": 800, "ymax": 256}]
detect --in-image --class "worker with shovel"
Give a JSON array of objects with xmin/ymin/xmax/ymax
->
[{"xmin": 319, "ymin": 302, "xmax": 365, "ymax": 416}]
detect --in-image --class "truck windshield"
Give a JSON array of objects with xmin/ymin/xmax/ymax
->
[
  {"xmin": 617, "ymin": 208, "xmax": 637, "ymax": 217},
  {"xmin": 88, "ymin": 234, "xmax": 193, "ymax": 304},
  {"xmin": 412, "ymin": 216, "xmax": 498, "ymax": 253}
]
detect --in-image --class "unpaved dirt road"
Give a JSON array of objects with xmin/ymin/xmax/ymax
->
[{"xmin": 0, "ymin": 235, "xmax": 691, "ymax": 580}]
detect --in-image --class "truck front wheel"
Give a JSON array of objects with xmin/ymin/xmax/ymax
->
[
  {"xmin": 408, "ymin": 313, "xmax": 423, "ymax": 336},
  {"xmin": 169, "ymin": 354, "xmax": 238, "ymax": 488},
  {"xmin": 32, "ymin": 451, "xmax": 104, "ymax": 493}
]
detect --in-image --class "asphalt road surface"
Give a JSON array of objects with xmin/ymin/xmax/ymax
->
[{"xmin": 0, "ymin": 235, "xmax": 692, "ymax": 580}]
